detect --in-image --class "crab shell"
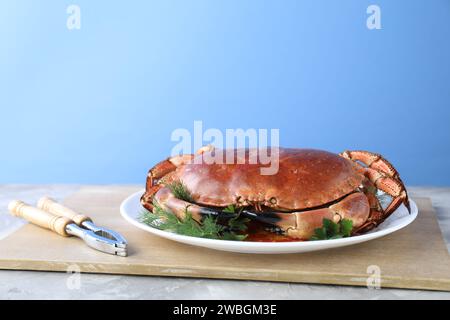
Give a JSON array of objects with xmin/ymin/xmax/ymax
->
[{"xmin": 171, "ymin": 148, "xmax": 365, "ymax": 211}]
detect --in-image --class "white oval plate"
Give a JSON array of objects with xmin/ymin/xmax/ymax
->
[{"xmin": 120, "ymin": 190, "xmax": 418, "ymax": 254}]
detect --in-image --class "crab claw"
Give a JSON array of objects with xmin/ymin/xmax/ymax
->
[{"xmin": 243, "ymin": 192, "xmax": 371, "ymax": 240}]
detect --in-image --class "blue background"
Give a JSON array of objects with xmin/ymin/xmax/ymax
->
[{"xmin": 0, "ymin": 1, "xmax": 449, "ymax": 185}]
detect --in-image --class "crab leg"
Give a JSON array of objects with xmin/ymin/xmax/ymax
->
[
  {"xmin": 145, "ymin": 154, "xmax": 194, "ymax": 188},
  {"xmin": 352, "ymin": 190, "xmax": 385, "ymax": 234},
  {"xmin": 141, "ymin": 146, "xmax": 220, "ymax": 214},
  {"xmin": 340, "ymin": 150, "xmax": 410, "ymax": 215},
  {"xmin": 340, "ymin": 150, "xmax": 401, "ymax": 179},
  {"xmin": 141, "ymin": 154, "xmax": 194, "ymax": 211},
  {"xmin": 365, "ymin": 167, "xmax": 410, "ymax": 212},
  {"xmin": 141, "ymin": 185, "xmax": 162, "ymax": 212}
]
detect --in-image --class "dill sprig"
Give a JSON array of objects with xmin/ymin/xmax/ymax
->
[
  {"xmin": 168, "ymin": 181, "xmax": 194, "ymax": 202},
  {"xmin": 140, "ymin": 202, "xmax": 248, "ymax": 241}
]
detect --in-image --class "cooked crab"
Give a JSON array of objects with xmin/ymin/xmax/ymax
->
[{"xmin": 141, "ymin": 147, "xmax": 410, "ymax": 240}]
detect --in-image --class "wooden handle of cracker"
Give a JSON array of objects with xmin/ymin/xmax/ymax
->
[
  {"xmin": 37, "ymin": 197, "xmax": 92, "ymax": 226},
  {"xmin": 8, "ymin": 200, "xmax": 71, "ymax": 236}
]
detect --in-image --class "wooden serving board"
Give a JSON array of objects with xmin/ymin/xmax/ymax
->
[{"xmin": 0, "ymin": 186, "xmax": 449, "ymax": 291}]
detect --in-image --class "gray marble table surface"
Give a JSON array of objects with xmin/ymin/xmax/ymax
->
[{"xmin": 0, "ymin": 184, "xmax": 449, "ymax": 300}]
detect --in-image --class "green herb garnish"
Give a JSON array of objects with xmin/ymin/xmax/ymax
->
[
  {"xmin": 223, "ymin": 204, "xmax": 238, "ymax": 213},
  {"xmin": 222, "ymin": 204, "xmax": 250, "ymax": 233},
  {"xmin": 310, "ymin": 218, "xmax": 353, "ymax": 240},
  {"xmin": 168, "ymin": 181, "xmax": 193, "ymax": 202},
  {"xmin": 140, "ymin": 202, "xmax": 248, "ymax": 241}
]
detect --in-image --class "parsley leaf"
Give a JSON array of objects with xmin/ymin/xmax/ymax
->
[
  {"xmin": 310, "ymin": 218, "xmax": 353, "ymax": 241},
  {"xmin": 223, "ymin": 204, "xmax": 238, "ymax": 213},
  {"xmin": 340, "ymin": 219, "xmax": 353, "ymax": 237},
  {"xmin": 221, "ymin": 204, "xmax": 249, "ymax": 232}
]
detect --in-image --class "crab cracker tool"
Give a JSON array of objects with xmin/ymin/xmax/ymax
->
[{"xmin": 8, "ymin": 197, "xmax": 127, "ymax": 257}]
